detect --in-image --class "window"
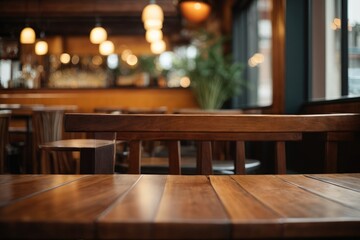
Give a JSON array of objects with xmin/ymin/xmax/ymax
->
[
  {"xmin": 232, "ymin": 0, "xmax": 273, "ymax": 107},
  {"xmin": 348, "ymin": 0, "xmax": 360, "ymax": 96},
  {"xmin": 311, "ymin": 0, "xmax": 360, "ymax": 100}
]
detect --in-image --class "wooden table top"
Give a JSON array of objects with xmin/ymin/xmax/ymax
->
[{"xmin": 0, "ymin": 174, "xmax": 359, "ymax": 239}]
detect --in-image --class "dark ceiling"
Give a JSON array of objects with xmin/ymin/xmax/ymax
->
[{"xmin": 0, "ymin": 0, "xmax": 183, "ymax": 38}]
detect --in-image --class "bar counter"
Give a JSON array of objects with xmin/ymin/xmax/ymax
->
[
  {"xmin": 0, "ymin": 174, "xmax": 359, "ymax": 239},
  {"xmin": 0, "ymin": 88, "xmax": 198, "ymax": 113}
]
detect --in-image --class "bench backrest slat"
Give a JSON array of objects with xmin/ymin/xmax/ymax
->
[{"xmin": 64, "ymin": 113, "xmax": 360, "ymax": 174}]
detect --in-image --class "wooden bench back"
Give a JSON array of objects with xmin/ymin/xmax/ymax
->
[
  {"xmin": 64, "ymin": 113, "xmax": 360, "ymax": 174},
  {"xmin": 0, "ymin": 110, "xmax": 11, "ymax": 173}
]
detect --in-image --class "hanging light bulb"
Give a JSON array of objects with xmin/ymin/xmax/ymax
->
[
  {"xmin": 142, "ymin": 4, "xmax": 164, "ymax": 23},
  {"xmin": 151, "ymin": 40, "xmax": 166, "ymax": 54},
  {"xmin": 35, "ymin": 32, "xmax": 48, "ymax": 55},
  {"xmin": 143, "ymin": 19, "xmax": 163, "ymax": 30},
  {"xmin": 35, "ymin": 40, "xmax": 48, "ymax": 55},
  {"xmin": 179, "ymin": 0, "xmax": 211, "ymax": 23},
  {"xmin": 99, "ymin": 40, "xmax": 114, "ymax": 55},
  {"xmin": 90, "ymin": 26, "xmax": 107, "ymax": 44},
  {"xmin": 142, "ymin": 3, "xmax": 164, "ymax": 30},
  {"xmin": 146, "ymin": 29, "xmax": 163, "ymax": 43},
  {"xmin": 20, "ymin": 27, "xmax": 36, "ymax": 44}
]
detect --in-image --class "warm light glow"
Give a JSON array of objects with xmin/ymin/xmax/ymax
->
[
  {"xmin": 248, "ymin": 53, "xmax": 265, "ymax": 67},
  {"xmin": 331, "ymin": 22, "xmax": 337, "ymax": 30},
  {"xmin": 146, "ymin": 29, "xmax": 163, "ymax": 43},
  {"xmin": 253, "ymin": 53, "xmax": 264, "ymax": 63},
  {"xmin": 126, "ymin": 54, "xmax": 138, "ymax": 66},
  {"xmin": 60, "ymin": 53, "xmax": 71, "ymax": 64},
  {"xmin": 142, "ymin": 4, "xmax": 164, "ymax": 22},
  {"xmin": 71, "ymin": 55, "xmax": 80, "ymax": 65},
  {"xmin": 180, "ymin": 76, "xmax": 191, "ymax": 88},
  {"xmin": 151, "ymin": 40, "xmax": 166, "ymax": 54},
  {"xmin": 142, "ymin": 3, "xmax": 163, "ymax": 30},
  {"xmin": 144, "ymin": 19, "xmax": 163, "ymax": 30},
  {"xmin": 35, "ymin": 40, "xmax": 48, "ymax": 55},
  {"xmin": 20, "ymin": 27, "xmax": 36, "ymax": 44},
  {"xmin": 333, "ymin": 18, "xmax": 341, "ymax": 28},
  {"xmin": 90, "ymin": 26, "xmax": 107, "ymax": 44},
  {"xmin": 121, "ymin": 49, "xmax": 132, "ymax": 61},
  {"xmin": 99, "ymin": 40, "xmax": 114, "ymax": 55},
  {"xmin": 179, "ymin": 1, "xmax": 211, "ymax": 23},
  {"xmin": 92, "ymin": 55, "xmax": 103, "ymax": 66}
]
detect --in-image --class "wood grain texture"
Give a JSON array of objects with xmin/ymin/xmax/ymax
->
[
  {"xmin": 65, "ymin": 113, "xmax": 360, "ymax": 133},
  {"xmin": 0, "ymin": 175, "xmax": 140, "ymax": 239},
  {"xmin": 306, "ymin": 174, "xmax": 360, "ymax": 192},
  {"xmin": 39, "ymin": 139, "xmax": 116, "ymax": 151},
  {"xmin": 210, "ymin": 176, "xmax": 282, "ymax": 239},
  {"xmin": 97, "ymin": 175, "xmax": 167, "ymax": 239},
  {"xmin": 231, "ymin": 175, "xmax": 360, "ymax": 237},
  {"xmin": 278, "ymin": 175, "xmax": 360, "ymax": 209},
  {"xmin": 0, "ymin": 175, "xmax": 84, "ymax": 207},
  {"xmin": 0, "ymin": 88, "xmax": 198, "ymax": 113},
  {"xmin": 153, "ymin": 175, "xmax": 230, "ymax": 239},
  {"xmin": 0, "ymin": 174, "xmax": 360, "ymax": 239}
]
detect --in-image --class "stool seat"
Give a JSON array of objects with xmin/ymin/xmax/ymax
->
[
  {"xmin": 40, "ymin": 139, "xmax": 115, "ymax": 151},
  {"xmin": 40, "ymin": 139, "xmax": 116, "ymax": 174}
]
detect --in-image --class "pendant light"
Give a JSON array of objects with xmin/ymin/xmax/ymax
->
[
  {"xmin": 20, "ymin": 27, "xmax": 36, "ymax": 44},
  {"xmin": 179, "ymin": 0, "xmax": 211, "ymax": 23},
  {"xmin": 145, "ymin": 29, "xmax": 163, "ymax": 43},
  {"xmin": 90, "ymin": 24, "xmax": 107, "ymax": 44},
  {"xmin": 151, "ymin": 40, "xmax": 166, "ymax": 54},
  {"xmin": 20, "ymin": 0, "xmax": 36, "ymax": 44},
  {"xmin": 35, "ymin": 32, "xmax": 48, "ymax": 55},
  {"xmin": 35, "ymin": 40, "xmax": 48, "ymax": 55},
  {"xmin": 99, "ymin": 40, "xmax": 114, "ymax": 56},
  {"xmin": 142, "ymin": 1, "xmax": 164, "ymax": 30},
  {"xmin": 90, "ymin": 0, "xmax": 107, "ymax": 44}
]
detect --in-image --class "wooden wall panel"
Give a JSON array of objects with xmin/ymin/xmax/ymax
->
[{"xmin": 0, "ymin": 89, "xmax": 198, "ymax": 113}]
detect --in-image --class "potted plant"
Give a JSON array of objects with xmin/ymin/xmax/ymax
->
[{"xmin": 187, "ymin": 33, "xmax": 245, "ymax": 109}]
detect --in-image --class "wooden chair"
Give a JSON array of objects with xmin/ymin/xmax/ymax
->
[
  {"xmin": 0, "ymin": 110, "xmax": 11, "ymax": 174},
  {"xmin": 172, "ymin": 108, "xmax": 261, "ymax": 172},
  {"xmin": 94, "ymin": 106, "xmax": 168, "ymax": 158},
  {"xmin": 32, "ymin": 108, "xmax": 69, "ymax": 173},
  {"xmin": 33, "ymin": 106, "xmax": 116, "ymax": 174},
  {"xmin": 32, "ymin": 106, "xmax": 79, "ymax": 173},
  {"xmin": 63, "ymin": 113, "xmax": 360, "ymax": 174}
]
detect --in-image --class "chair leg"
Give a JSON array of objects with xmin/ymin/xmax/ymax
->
[
  {"xmin": 168, "ymin": 141, "xmax": 181, "ymax": 175},
  {"xmin": 197, "ymin": 141, "xmax": 213, "ymax": 175},
  {"xmin": 324, "ymin": 141, "xmax": 337, "ymax": 173},
  {"xmin": 52, "ymin": 152, "xmax": 59, "ymax": 174},
  {"xmin": 128, "ymin": 140, "xmax": 142, "ymax": 174},
  {"xmin": 40, "ymin": 150, "xmax": 47, "ymax": 174},
  {"xmin": 235, "ymin": 141, "xmax": 246, "ymax": 174},
  {"xmin": 275, "ymin": 141, "xmax": 286, "ymax": 174}
]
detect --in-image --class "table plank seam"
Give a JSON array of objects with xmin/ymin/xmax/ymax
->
[
  {"xmin": 305, "ymin": 175, "xmax": 360, "ymax": 193},
  {"xmin": 228, "ymin": 175, "xmax": 286, "ymax": 218},
  {"xmin": 94, "ymin": 175, "xmax": 143, "ymax": 223},
  {"xmin": 277, "ymin": 175, "xmax": 360, "ymax": 212},
  {"xmin": 226, "ymin": 175, "xmax": 287, "ymax": 238},
  {"xmin": 206, "ymin": 176, "xmax": 235, "ymax": 227},
  {"xmin": 0, "ymin": 175, "xmax": 90, "ymax": 208}
]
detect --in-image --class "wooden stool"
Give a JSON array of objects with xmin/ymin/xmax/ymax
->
[{"xmin": 39, "ymin": 138, "xmax": 116, "ymax": 174}]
